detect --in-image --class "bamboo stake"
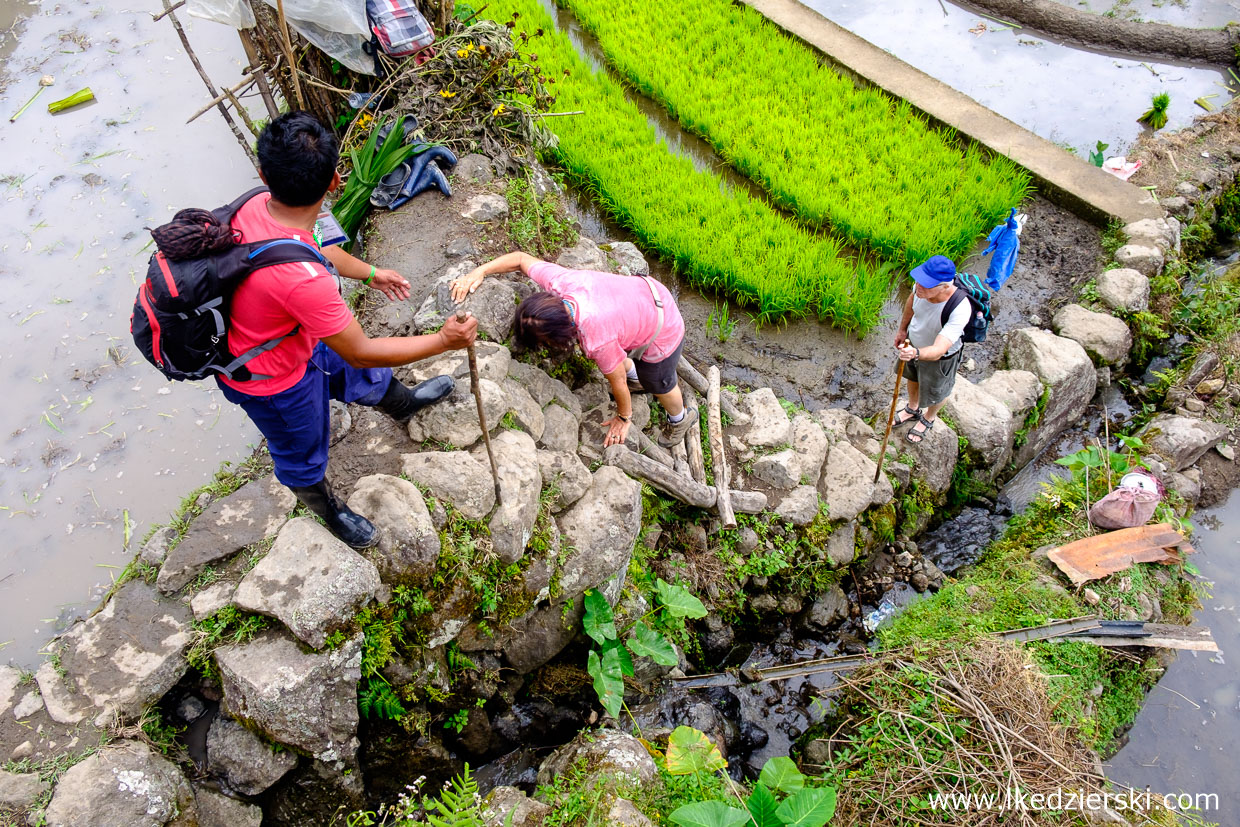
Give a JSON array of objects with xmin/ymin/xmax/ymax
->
[
  {"xmin": 151, "ymin": 0, "xmax": 186, "ymax": 22},
  {"xmin": 160, "ymin": 0, "xmax": 258, "ymax": 168},
  {"xmin": 706, "ymin": 366, "xmax": 736, "ymax": 529},
  {"xmin": 685, "ymin": 393, "xmax": 706, "ymax": 485},
  {"xmin": 238, "ymin": 30, "xmax": 280, "ymax": 119},
  {"xmin": 459, "ymin": 311, "xmax": 500, "ymax": 505},
  {"xmin": 186, "ymin": 73, "xmax": 258, "ymax": 124},
  {"xmin": 274, "ymin": 0, "xmax": 305, "ymax": 110},
  {"xmin": 875, "ymin": 342, "xmax": 909, "ymax": 484}
]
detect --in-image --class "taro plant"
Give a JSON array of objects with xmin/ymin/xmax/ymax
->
[
  {"xmin": 664, "ymin": 726, "xmax": 837, "ymax": 827},
  {"xmin": 582, "ymin": 578, "xmax": 706, "ymax": 718},
  {"xmin": 1138, "ymin": 92, "xmax": 1171, "ymax": 130},
  {"xmin": 1088, "ymin": 140, "xmax": 1109, "ymax": 167}
]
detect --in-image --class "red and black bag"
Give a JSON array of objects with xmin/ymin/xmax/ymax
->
[{"xmin": 130, "ymin": 186, "xmax": 329, "ymax": 382}]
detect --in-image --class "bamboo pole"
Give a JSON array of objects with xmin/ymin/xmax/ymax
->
[
  {"xmin": 238, "ymin": 30, "xmax": 281, "ymax": 119},
  {"xmin": 274, "ymin": 0, "xmax": 305, "ymax": 110},
  {"xmin": 186, "ymin": 73, "xmax": 258, "ymax": 124},
  {"xmin": 160, "ymin": 0, "xmax": 258, "ymax": 168},
  {"xmin": 706, "ymin": 366, "xmax": 736, "ymax": 529}
]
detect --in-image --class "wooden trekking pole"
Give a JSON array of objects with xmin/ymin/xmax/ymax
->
[
  {"xmin": 458, "ymin": 310, "xmax": 501, "ymax": 504},
  {"xmin": 874, "ymin": 340, "xmax": 910, "ymax": 484}
]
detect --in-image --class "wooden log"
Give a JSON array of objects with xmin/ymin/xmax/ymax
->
[
  {"xmin": 274, "ymin": 0, "xmax": 305, "ymax": 110},
  {"xmin": 632, "ymin": 429, "xmax": 675, "ymax": 468},
  {"xmin": 730, "ymin": 490, "xmax": 767, "ymax": 514},
  {"xmin": 186, "ymin": 73, "xmax": 259, "ymax": 124},
  {"xmin": 671, "ymin": 441, "xmax": 690, "ymax": 479},
  {"xmin": 238, "ymin": 30, "xmax": 280, "ymax": 119},
  {"xmin": 685, "ymin": 403, "xmax": 706, "ymax": 485},
  {"xmin": 603, "ymin": 445, "xmax": 716, "ymax": 508},
  {"xmin": 706, "ymin": 366, "xmax": 736, "ymax": 529},
  {"xmin": 679, "ymin": 358, "xmax": 741, "ymax": 420}
]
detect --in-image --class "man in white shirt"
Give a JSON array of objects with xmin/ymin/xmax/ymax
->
[{"xmin": 892, "ymin": 256, "xmax": 970, "ymax": 444}]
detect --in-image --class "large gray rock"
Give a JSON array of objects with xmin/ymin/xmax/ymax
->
[
  {"xmin": 0, "ymin": 769, "xmax": 47, "ymax": 812},
  {"xmin": 556, "ymin": 466, "xmax": 642, "ymax": 601},
  {"xmin": 556, "ymin": 237, "xmax": 607, "ymax": 272},
  {"xmin": 1096, "ymin": 268, "xmax": 1150, "ymax": 313},
  {"xmin": 414, "ymin": 261, "xmax": 518, "ymax": 342},
  {"xmin": 1124, "ymin": 218, "xmax": 1178, "ymax": 253},
  {"xmin": 216, "ymin": 629, "xmax": 362, "ymax": 763},
  {"xmin": 608, "ymin": 799, "xmax": 654, "ymax": 827},
  {"xmin": 347, "ymin": 474, "xmax": 440, "ymax": 585},
  {"xmin": 461, "ymin": 193, "xmax": 509, "ymax": 222},
  {"xmin": 190, "ymin": 581, "xmax": 236, "ymax": 621},
  {"xmin": 0, "ymin": 664, "xmax": 21, "ymax": 716},
  {"xmin": 402, "ymin": 341, "xmax": 511, "ymax": 386},
  {"xmin": 976, "ymin": 369, "xmax": 1042, "ymax": 418},
  {"xmin": 774, "ymin": 485, "xmax": 820, "ymax": 526},
  {"xmin": 942, "ymin": 378, "xmax": 1014, "ymax": 472},
  {"xmin": 157, "ymin": 474, "xmax": 295, "ymax": 593},
  {"xmin": 368, "ymin": 298, "xmax": 415, "ymax": 337},
  {"xmin": 818, "ymin": 442, "xmax": 876, "ymax": 522},
  {"xmin": 56, "ymin": 580, "xmax": 192, "ymax": 726},
  {"xmin": 406, "ymin": 377, "xmax": 511, "ymax": 449},
  {"xmin": 1006, "ymin": 328, "xmax": 1097, "ymax": 465},
  {"xmin": 604, "ymin": 241, "xmax": 650, "ymax": 277},
  {"xmin": 139, "ymin": 526, "xmax": 178, "ymax": 569},
  {"xmin": 206, "ymin": 716, "xmax": 298, "ymax": 795},
  {"xmin": 43, "ymin": 741, "xmax": 196, "ymax": 827},
  {"xmin": 502, "ymin": 379, "xmax": 545, "ymax": 441},
  {"xmin": 804, "ymin": 585, "xmax": 849, "ymax": 631},
  {"xmin": 902, "ymin": 415, "xmax": 959, "ymax": 495},
  {"xmin": 233, "ymin": 518, "xmax": 381, "ymax": 649},
  {"xmin": 194, "ymin": 787, "xmax": 262, "ymax": 827},
  {"xmin": 1051, "ymin": 304, "xmax": 1133, "ymax": 366},
  {"xmin": 507, "ymin": 360, "xmax": 582, "ymax": 420},
  {"xmin": 478, "ymin": 430, "xmax": 543, "ymax": 564},
  {"xmin": 790, "ymin": 413, "xmax": 829, "ymax": 483},
  {"xmin": 825, "ymin": 521, "xmax": 856, "ymax": 568},
  {"xmin": 752, "ymin": 448, "xmax": 800, "ymax": 491},
  {"xmin": 401, "ymin": 451, "xmax": 496, "ymax": 520},
  {"xmin": 1113, "ymin": 244, "xmax": 1163, "ymax": 277},
  {"xmin": 539, "ymin": 402, "xmax": 579, "ymax": 452},
  {"xmin": 35, "ymin": 662, "xmax": 86, "ymax": 725},
  {"xmin": 486, "ymin": 786, "xmax": 552, "ymax": 827},
  {"xmin": 1140, "ymin": 415, "xmax": 1230, "ymax": 472},
  {"xmin": 537, "ymin": 450, "xmax": 593, "ymax": 512},
  {"xmin": 536, "ymin": 729, "xmax": 657, "ymax": 788},
  {"xmin": 737, "ymin": 388, "xmax": 791, "ymax": 448}
]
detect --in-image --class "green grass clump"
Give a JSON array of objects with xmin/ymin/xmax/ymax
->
[
  {"xmin": 483, "ymin": 0, "xmax": 892, "ymax": 332},
  {"xmin": 559, "ymin": 0, "xmax": 1030, "ymax": 267}
]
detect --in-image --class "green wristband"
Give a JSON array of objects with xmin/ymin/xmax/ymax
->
[{"xmin": 364, "ymin": 265, "xmax": 376, "ymax": 286}]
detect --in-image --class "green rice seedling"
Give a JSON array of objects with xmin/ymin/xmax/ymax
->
[
  {"xmin": 484, "ymin": 0, "xmax": 895, "ymax": 332},
  {"xmin": 558, "ymin": 0, "xmax": 1030, "ymax": 267},
  {"xmin": 331, "ymin": 115, "xmax": 420, "ymax": 245},
  {"xmin": 1138, "ymin": 92, "xmax": 1171, "ymax": 130}
]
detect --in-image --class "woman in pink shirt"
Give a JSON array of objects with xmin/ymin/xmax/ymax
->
[{"xmin": 451, "ymin": 252, "xmax": 694, "ymax": 449}]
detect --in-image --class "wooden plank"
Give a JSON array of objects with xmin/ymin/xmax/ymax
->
[
  {"xmin": 1054, "ymin": 624, "xmax": 1218, "ymax": 652},
  {"xmin": 603, "ymin": 444, "xmax": 716, "ymax": 508},
  {"xmin": 1046, "ymin": 523, "xmax": 1195, "ymax": 586}
]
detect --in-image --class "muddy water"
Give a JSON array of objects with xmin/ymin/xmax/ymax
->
[
  {"xmin": 1106, "ymin": 490, "xmax": 1240, "ymax": 817},
  {"xmin": 0, "ymin": 0, "xmax": 261, "ymax": 665},
  {"xmin": 804, "ymin": 0, "xmax": 1230, "ymax": 157}
]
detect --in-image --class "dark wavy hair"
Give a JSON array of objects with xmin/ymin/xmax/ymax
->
[
  {"xmin": 256, "ymin": 111, "xmax": 339, "ymax": 207},
  {"xmin": 514, "ymin": 292, "xmax": 577, "ymax": 352}
]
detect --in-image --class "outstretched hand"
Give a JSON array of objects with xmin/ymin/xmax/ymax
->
[
  {"xmin": 601, "ymin": 416, "xmax": 631, "ymax": 448},
  {"xmin": 368, "ymin": 268, "xmax": 411, "ymax": 302},
  {"xmin": 449, "ymin": 267, "xmax": 486, "ymax": 303}
]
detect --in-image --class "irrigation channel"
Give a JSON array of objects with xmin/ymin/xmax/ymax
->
[{"xmin": 0, "ymin": 0, "xmax": 1237, "ymax": 816}]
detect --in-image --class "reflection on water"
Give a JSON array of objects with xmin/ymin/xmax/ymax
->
[
  {"xmin": 804, "ymin": 0, "xmax": 1229, "ymax": 157},
  {"xmin": 0, "ymin": 0, "xmax": 260, "ymax": 665},
  {"xmin": 1107, "ymin": 488, "xmax": 1240, "ymax": 816}
]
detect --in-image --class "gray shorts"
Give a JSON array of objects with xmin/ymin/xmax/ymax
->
[
  {"xmin": 634, "ymin": 335, "xmax": 686, "ymax": 395},
  {"xmin": 900, "ymin": 347, "xmax": 963, "ymax": 409}
]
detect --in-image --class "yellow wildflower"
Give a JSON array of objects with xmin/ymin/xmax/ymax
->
[
  {"xmin": 456, "ymin": 48, "xmax": 468, "ymax": 57},
  {"xmin": 439, "ymin": 90, "xmax": 457, "ymax": 99}
]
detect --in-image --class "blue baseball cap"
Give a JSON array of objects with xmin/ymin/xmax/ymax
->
[{"xmin": 910, "ymin": 255, "xmax": 956, "ymax": 288}]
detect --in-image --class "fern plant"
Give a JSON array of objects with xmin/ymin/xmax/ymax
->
[
  {"xmin": 359, "ymin": 679, "xmax": 406, "ymax": 720},
  {"xmin": 426, "ymin": 766, "xmax": 485, "ymax": 827}
]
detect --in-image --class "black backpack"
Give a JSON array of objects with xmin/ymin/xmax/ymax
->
[
  {"xmin": 131, "ymin": 187, "xmax": 330, "ymax": 382},
  {"xmin": 939, "ymin": 272, "xmax": 994, "ymax": 344}
]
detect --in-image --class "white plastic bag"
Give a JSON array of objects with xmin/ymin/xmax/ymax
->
[
  {"xmin": 261, "ymin": 0, "xmax": 375, "ymax": 74},
  {"xmin": 187, "ymin": 0, "xmax": 256, "ymax": 28}
]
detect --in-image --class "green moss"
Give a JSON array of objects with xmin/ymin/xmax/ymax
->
[
  {"xmin": 186, "ymin": 605, "xmax": 270, "ymax": 682},
  {"xmin": 1012, "ymin": 384, "xmax": 1051, "ymax": 450}
]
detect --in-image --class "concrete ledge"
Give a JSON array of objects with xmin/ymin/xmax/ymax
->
[{"xmin": 743, "ymin": 0, "xmax": 1163, "ymax": 226}]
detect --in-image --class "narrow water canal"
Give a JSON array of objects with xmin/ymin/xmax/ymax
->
[{"xmin": 0, "ymin": 0, "xmax": 260, "ymax": 665}]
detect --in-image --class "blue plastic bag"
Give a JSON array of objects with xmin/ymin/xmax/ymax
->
[{"xmin": 982, "ymin": 208, "xmax": 1021, "ymax": 292}]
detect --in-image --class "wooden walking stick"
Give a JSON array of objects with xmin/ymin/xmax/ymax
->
[
  {"xmin": 874, "ymin": 341, "xmax": 910, "ymax": 484},
  {"xmin": 458, "ymin": 310, "xmax": 501, "ymax": 504}
]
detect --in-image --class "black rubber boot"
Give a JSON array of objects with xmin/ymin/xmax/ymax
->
[
  {"xmin": 376, "ymin": 374, "xmax": 454, "ymax": 423},
  {"xmin": 289, "ymin": 478, "xmax": 377, "ymax": 549}
]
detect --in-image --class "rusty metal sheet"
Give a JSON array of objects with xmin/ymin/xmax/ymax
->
[{"xmin": 1046, "ymin": 523, "xmax": 1196, "ymax": 586}]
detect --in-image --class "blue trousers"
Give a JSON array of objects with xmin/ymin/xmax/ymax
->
[{"xmin": 219, "ymin": 343, "xmax": 392, "ymax": 487}]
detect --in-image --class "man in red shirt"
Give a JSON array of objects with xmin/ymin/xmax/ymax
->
[{"xmin": 219, "ymin": 112, "xmax": 477, "ymax": 548}]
